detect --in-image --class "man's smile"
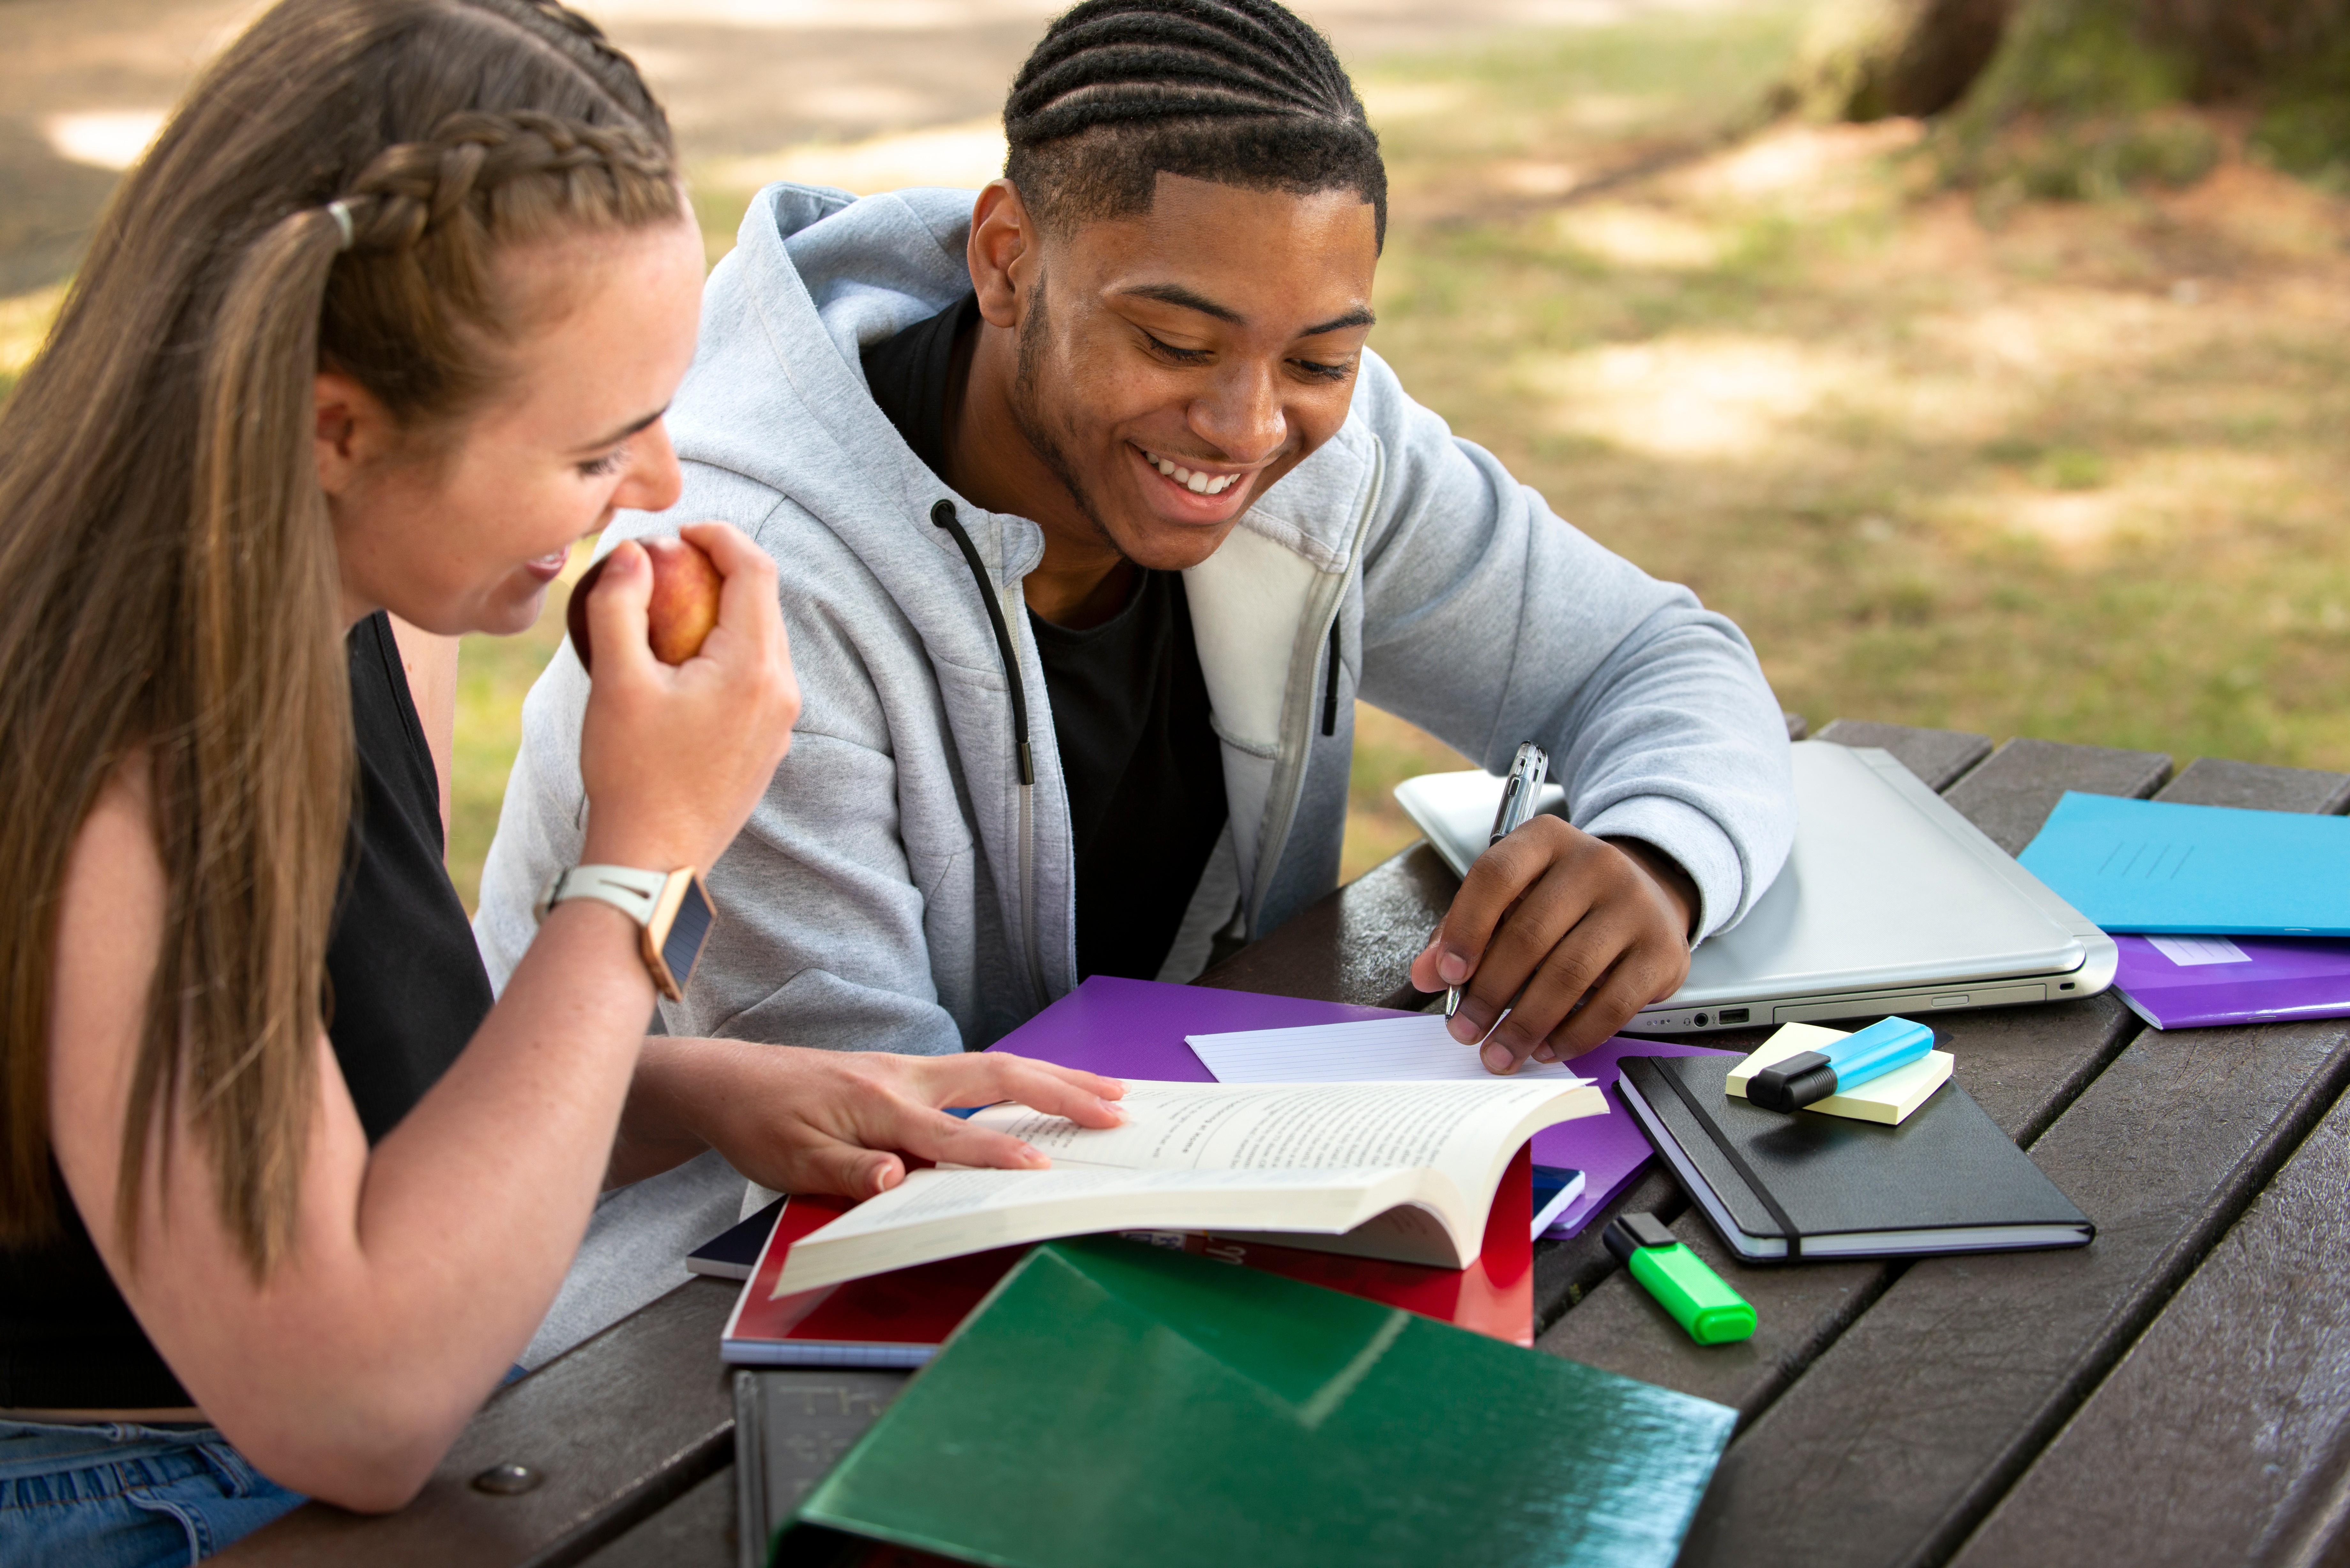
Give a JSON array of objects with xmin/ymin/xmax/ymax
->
[
  {"xmin": 1127, "ymin": 441, "xmax": 1265, "ymax": 528},
  {"xmin": 1136, "ymin": 445, "xmax": 1243, "ymax": 495}
]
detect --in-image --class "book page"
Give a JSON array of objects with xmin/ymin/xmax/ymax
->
[
  {"xmin": 801, "ymin": 1165, "xmax": 1381, "ymax": 1239},
  {"xmin": 969, "ymin": 1080, "xmax": 1571, "ymax": 1195}
]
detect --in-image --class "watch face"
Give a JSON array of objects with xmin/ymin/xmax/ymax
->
[{"xmin": 661, "ymin": 875, "xmax": 715, "ymax": 990}]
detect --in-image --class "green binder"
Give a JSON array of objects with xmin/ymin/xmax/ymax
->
[{"xmin": 774, "ymin": 1237, "xmax": 1734, "ymax": 1568}]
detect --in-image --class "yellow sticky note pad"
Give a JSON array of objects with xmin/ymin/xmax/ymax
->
[{"xmin": 1725, "ymin": 1022, "xmax": 1952, "ymax": 1126}]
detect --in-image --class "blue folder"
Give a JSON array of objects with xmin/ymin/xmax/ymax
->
[{"xmin": 2018, "ymin": 792, "xmax": 2350, "ymax": 935}]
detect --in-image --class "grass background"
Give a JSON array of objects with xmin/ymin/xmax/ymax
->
[{"xmin": 4, "ymin": 1, "xmax": 2346, "ymax": 910}]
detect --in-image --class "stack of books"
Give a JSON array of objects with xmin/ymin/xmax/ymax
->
[{"xmin": 709, "ymin": 982, "xmax": 1748, "ymax": 1567}]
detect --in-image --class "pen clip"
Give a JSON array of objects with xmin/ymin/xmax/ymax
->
[
  {"xmin": 1489, "ymin": 742, "xmax": 1552, "ymax": 845},
  {"xmin": 1490, "ymin": 774, "xmax": 1525, "ymax": 844}
]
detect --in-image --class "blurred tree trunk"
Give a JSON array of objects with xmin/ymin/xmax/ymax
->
[
  {"xmin": 1796, "ymin": 0, "xmax": 2349, "ymax": 124},
  {"xmin": 1797, "ymin": 0, "xmax": 2020, "ymax": 120}
]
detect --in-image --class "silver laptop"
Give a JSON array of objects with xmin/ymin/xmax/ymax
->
[{"xmin": 1392, "ymin": 741, "xmax": 2116, "ymax": 1034}]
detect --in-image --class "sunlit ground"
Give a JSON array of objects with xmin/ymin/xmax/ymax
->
[
  {"xmin": 1339, "ymin": 9, "xmax": 2350, "ymax": 874},
  {"xmin": 7, "ymin": 2, "xmax": 2346, "ymax": 908}
]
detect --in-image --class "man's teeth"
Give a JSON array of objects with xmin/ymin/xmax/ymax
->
[{"xmin": 1142, "ymin": 449, "xmax": 1238, "ymax": 496}]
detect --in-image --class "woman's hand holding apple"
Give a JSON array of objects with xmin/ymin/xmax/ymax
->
[{"xmin": 573, "ymin": 522, "xmax": 797, "ymax": 877}]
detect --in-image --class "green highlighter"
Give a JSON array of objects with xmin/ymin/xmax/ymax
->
[{"xmin": 1602, "ymin": 1212, "xmax": 1756, "ymax": 1345}]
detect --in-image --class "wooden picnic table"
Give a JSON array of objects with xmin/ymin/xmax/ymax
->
[{"xmin": 216, "ymin": 719, "xmax": 2350, "ymax": 1568}]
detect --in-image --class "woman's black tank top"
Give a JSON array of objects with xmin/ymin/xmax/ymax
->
[{"xmin": 0, "ymin": 613, "xmax": 496, "ymax": 1408}]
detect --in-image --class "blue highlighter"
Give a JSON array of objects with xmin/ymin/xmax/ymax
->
[{"xmin": 1747, "ymin": 1016, "xmax": 1935, "ymax": 1113}]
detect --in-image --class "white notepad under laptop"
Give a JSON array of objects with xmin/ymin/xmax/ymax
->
[{"xmin": 1392, "ymin": 741, "xmax": 2116, "ymax": 1035}]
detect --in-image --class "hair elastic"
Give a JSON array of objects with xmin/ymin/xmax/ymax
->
[{"xmin": 326, "ymin": 199, "xmax": 357, "ymax": 253}]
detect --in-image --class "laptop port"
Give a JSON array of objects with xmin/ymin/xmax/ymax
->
[
  {"xmin": 1718, "ymin": 1007, "xmax": 1750, "ymax": 1025},
  {"xmin": 1693, "ymin": 1012, "xmax": 1709, "ymax": 1027}
]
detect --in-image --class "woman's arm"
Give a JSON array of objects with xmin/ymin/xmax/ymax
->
[
  {"xmin": 43, "ymin": 528, "xmax": 804, "ymax": 1511},
  {"xmin": 47, "ymin": 771, "xmax": 660, "ymax": 1509}
]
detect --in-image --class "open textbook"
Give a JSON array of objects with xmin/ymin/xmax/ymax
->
[{"xmin": 772, "ymin": 1078, "xmax": 1602, "ymax": 1297}]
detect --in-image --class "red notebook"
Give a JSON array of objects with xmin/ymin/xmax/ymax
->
[{"xmin": 721, "ymin": 1146, "xmax": 1536, "ymax": 1366}]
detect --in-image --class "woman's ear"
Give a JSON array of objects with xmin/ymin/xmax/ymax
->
[
  {"xmin": 313, "ymin": 372, "xmax": 394, "ymax": 499},
  {"xmin": 967, "ymin": 179, "xmax": 1034, "ymax": 331}
]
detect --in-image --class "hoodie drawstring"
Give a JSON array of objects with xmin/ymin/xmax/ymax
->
[
  {"xmin": 1321, "ymin": 617, "xmax": 1342, "ymax": 737},
  {"xmin": 929, "ymin": 500, "xmax": 1035, "ymax": 786}
]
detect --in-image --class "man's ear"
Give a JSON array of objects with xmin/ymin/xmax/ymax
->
[
  {"xmin": 967, "ymin": 179, "xmax": 1035, "ymax": 330},
  {"xmin": 314, "ymin": 371, "xmax": 395, "ymax": 500}
]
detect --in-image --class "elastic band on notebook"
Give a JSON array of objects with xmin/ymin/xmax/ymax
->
[{"xmin": 1652, "ymin": 1059, "xmax": 1806, "ymax": 1261}]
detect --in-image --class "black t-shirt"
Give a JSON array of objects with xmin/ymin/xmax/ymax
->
[
  {"xmin": 1027, "ymin": 573, "xmax": 1229, "ymax": 979},
  {"xmin": 862, "ymin": 296, "xmax": 1230, "ymax": 980},
  {"xmin": 0, "ymin": 614, "xmax": 495, "ymax": 1408},
  {"xmin": 324, "ymin": 614, "xmax": 496, "ymax": 1141}
]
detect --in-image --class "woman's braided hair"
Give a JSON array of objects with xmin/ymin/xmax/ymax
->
[
  {"xmin": 0, "ymin": 0, "xmax": 683, "ymax": 1273},
  {"xmin": 322, "ymin": 109, "xmax": 678, "ymax": 422},
  {"xmin": 1004, "ymin": 0, "xmax": 1387, "ymax": 245}
]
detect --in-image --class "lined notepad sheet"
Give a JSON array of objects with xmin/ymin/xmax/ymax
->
[{"xmin": 1186, "ymin": 1014, "xmax": 1591, "ymax": 1085}]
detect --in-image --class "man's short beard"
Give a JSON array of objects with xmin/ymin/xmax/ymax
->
[{"xmin": 1009, "ymin": 268, "xmax": 1128, "ymax": 562}]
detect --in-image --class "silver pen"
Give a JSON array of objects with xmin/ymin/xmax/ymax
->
[{"xmin": 1445, "ymin": 742, "xmax": 1551, "ymax": 1021}]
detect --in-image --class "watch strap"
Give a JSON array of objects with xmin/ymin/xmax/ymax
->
[{"xmin": 537, "ymin": 864, "xmax": 669, "ymax": 927}]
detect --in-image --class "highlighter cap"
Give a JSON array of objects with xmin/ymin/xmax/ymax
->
[
  {"xmin": 1748, "ymin": 1050, "xmax": 1837, "ymax": 1113},
  {"xmin": 1602, "ymin": 1210, "xmax": 1677, "ymax": 1261},
  {"xmin": 1683, "ymin": 1294, "xmax": 1759, "ymax": 1346}
]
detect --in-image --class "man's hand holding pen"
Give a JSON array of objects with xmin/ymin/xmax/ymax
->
[{"xmin": 1408, "ymin": 820, "xmax": 1699, "ymax": 1075}]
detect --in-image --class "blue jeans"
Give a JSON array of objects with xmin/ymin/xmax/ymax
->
[{"xmin": 0, "ymin": 1419, "xmax": 303, "ymax": 1567}]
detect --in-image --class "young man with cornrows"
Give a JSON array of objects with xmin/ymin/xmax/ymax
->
[{"xmin": 476, "ymin": 0, "xmax": 1796, "ymax": 1349}]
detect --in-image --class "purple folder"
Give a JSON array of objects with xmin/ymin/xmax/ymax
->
[
  {"xmin": 1524, "ymin": 1034, "xmax": 1739, "ymax": 1236},
  {"xmin": 984, "ymin": 975, "xmax": 1732, "ymax": 1239},
  {"xmin": 2112, "ymin": 932, "xmax": 2350, "ymax": 1030}
]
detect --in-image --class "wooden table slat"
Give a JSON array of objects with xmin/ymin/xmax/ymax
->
[
  {"xmin": 1539, "ymin": 1204, "xmax": 1893, "ymax": 1423},
  {"xmin": 1937, "ymin": 735, "xmax": 2172, "ymax": 855},
  {"xmin": 578, "ymin": 1465, "xmax": 736, "ymax": 1568},
  {"xmin": 1810, "ymin": 719, "xmax": 1993, "ymax": 792},
  {"xmin": 1195, "ymin": 840, "xmax": 1454, "ymax": 1010},
  {"xmin": 1950, "ymin": 1076, "xmax": 2350, "ymax": 1568},
  {"xmin": 216, "ymin": 1277, "xmax": 741, "ymax": 1568},
  {"xmin": 2155, "ymin": 755, "xmax": 2350, "ymax": 815}
]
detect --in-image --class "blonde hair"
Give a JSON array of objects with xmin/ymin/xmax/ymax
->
[{"xmin": 0, "ymin": 0, "xmax": 681, "ymax": 1274}]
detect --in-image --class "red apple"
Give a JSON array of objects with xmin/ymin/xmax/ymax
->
[{"xmin": 566, "ymin": 536, "xmax": 723, "ymax": 674}]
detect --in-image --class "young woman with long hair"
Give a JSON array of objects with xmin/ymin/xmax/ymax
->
[{"xmin": 0, "ymin": 3, "xmax": 1123, "ymax": 1561}]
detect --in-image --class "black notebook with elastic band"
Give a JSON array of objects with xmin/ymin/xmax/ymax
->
[{"xmin": 1617, "ymin": 1054, "xmax": 2093, "ymax": 1263}]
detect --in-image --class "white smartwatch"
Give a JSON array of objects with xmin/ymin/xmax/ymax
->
[{"xmin": 535, "ymin": 864, "xmax": 714, "ymax": 1002}]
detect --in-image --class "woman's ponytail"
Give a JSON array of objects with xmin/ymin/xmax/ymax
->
[{"xmin": 121, "ymin": 204, "xmax": 356, "ymax": 1271}]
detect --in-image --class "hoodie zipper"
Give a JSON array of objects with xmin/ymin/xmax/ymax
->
[{"xmin": 930, "ymin": 501, "xmax": 1048, "ymax": 1009}]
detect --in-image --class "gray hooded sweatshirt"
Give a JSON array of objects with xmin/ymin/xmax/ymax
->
[{"xmin": 477, "ymin": 183, "xmax": 1796, "ymax": 1361}]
